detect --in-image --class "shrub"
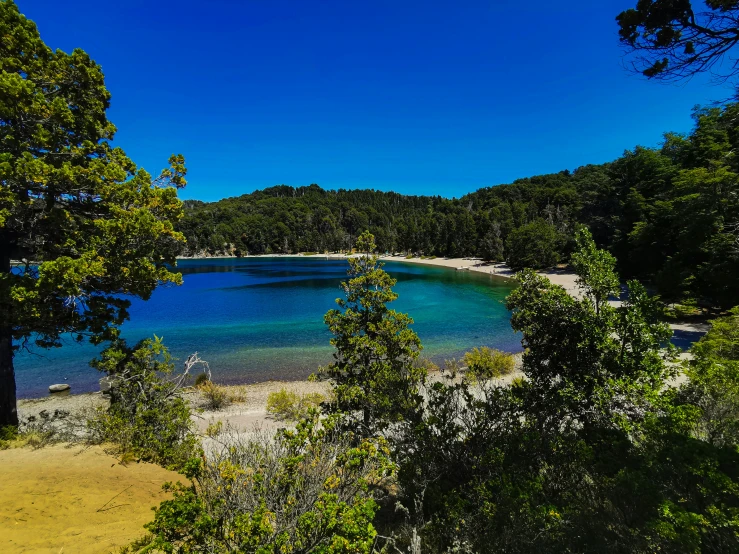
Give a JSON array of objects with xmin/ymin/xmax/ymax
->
[
  {"xmin": 463, "ymin": 347, "xmax": 516, "ymax": 381},
  {"xmin": 135, "ymin": 415, "xmax": 392, "ymax": 553},
  {"xmin": 197, "ymin": 381, "xmax": 247, "ymax": 410},
  {"xmin": 87, "ymin": 337, "xmax": 200, "ymax": 470},
  {"xmin": 266, "ymin": 388, "xmax": 326, "ymax": 421},
  {"xmin": 193, "ymin": 372, "xmax": 210, "ymax": 387}
]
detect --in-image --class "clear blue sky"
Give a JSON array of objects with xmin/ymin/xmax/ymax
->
[{"xmin": 19, "ymin": 0, "xmax": 729, "ymax": 201}]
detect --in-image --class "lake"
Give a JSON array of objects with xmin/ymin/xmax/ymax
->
[{"xmin": 14, "ymin": 258, "xmax": 520, "ymax": 398}]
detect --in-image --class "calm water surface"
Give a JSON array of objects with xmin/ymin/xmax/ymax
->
[{"xmin": 14, "ymin": 258, "xmax": 521, "ymax": 398}]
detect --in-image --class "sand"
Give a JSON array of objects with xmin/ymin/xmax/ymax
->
[
  {"xmin": 0, "ymin": 444, "xmax": 182, "ymax": 553},
  {"xmin": 189, "ymin": 379, "xmax": 331, "ymax": 433}
]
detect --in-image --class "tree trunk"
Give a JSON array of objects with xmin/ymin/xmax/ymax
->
[
  {"xmin": 0, "ymin": 325, "xmax": 17, "ymax": 428},
  {"xmin": 0, "ymin": 249, "xmax": 17, "ymax": 428}
]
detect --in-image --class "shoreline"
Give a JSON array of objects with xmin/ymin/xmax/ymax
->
[
  {"xmin": 176, "ymin": 252, "xmax": 579, "ymax": 293},
  {"xmin": 17, "ymin": 255, "xmax": 708, "ymax": 403}
]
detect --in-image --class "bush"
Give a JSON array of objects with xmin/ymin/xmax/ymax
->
[
  {"xmin": 197, "ymin": 381, "xmax": 246, "ymax": 410},
  {"xmin": 266, "ymin": 388, "xmax": 326, "ymax": 421},
  {"xmin": 134, "ymin": 415, "xmax": 392, "ymax": 553},
  {"xmin": 463, "ymin": 347, "xmax": 516, "ymax": 381},
  {"xmin": 87, "ymin": 337, "xmax": 200, "ymax": 470},
  {"xmin": 193, "ymin": 372, "xmax": 210, "ymax": 387}
]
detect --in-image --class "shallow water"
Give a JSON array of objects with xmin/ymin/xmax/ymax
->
[{"xmin": 14, "ymin": 258, "xmax": 521, "ymax": 398}]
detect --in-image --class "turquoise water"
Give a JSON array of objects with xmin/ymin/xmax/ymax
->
[{"xmin": 14, "ymin": 258, "xmax": 520, "ymax": 398}]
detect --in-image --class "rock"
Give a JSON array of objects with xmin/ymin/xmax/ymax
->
[
  {"xmin": 99, "ymin": 376, "xmax": 115, "ymax": 394},
  {"xmin": 49, "ymin": 384, "xmax": 71, "ymax": 393}
]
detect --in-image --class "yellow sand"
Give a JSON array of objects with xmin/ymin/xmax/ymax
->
[{"xmin": 0, "ymin": 444, "xmax": 181, "ymax": 553}]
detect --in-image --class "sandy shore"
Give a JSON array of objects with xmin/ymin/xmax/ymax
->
[
  {"xmin": 16, "ymin": 380, "xmax": 333, "ymax": 436},
  {"xmin": 0, "ymin": 444, "xmax": 182, "ymax": 553}
]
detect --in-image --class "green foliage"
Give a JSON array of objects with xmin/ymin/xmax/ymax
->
[
  {"xmin": 679, "ymin": 307, "xmax": 739, "ymax": 447},
  {"xmin": 318, "ymin": 232, "xmax": 426, "ymax": 435},
  {"xmin": 193, "ymin": 373, "xmax": 210, "ymax": 387},
  {"xmin": 266, "ymin": 388, "xmax": 326, "ymax": 422},
  {"xmin": 480, "ymin": 224, "xmax": 505, "ymax": 261},
  {"xmin": 0, "ymin": 0, "xmax": 187, "ymax": 427},
  {"xmin": 571, "ymin": 226, "xmax": 620, "ymax": 312},
  {"xmin": 462, "ymin": 347, "xmax": 515, "ymax": 381},
  {"xmin": 87, "ymin": 337, "xmax": 197, "ymax": 470},
  {"xmin": 392, "ymin": 232, "xmax": 739, "ymax": 553},
  {"xmin": 136, "ymin": 414, "xmax": 393, "ymax": 554},
  {"xmin": 505, "ymin": 219, "xmax": 561, "ymax": 270}
]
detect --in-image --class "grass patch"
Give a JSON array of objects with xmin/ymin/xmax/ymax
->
[
  {"xmin": 197, "ymin": 381, "xmax": 247, "ymax": 410},
  {"xmin": 266, "ymin": 388, "xmax": 326, "ymax": 421}
]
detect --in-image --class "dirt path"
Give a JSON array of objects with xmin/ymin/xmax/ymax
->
[{"xmin": 0, "ymin": 445, "xmax": 182, "ymax": 553}]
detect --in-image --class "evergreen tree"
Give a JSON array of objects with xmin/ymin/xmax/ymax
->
[
  {"xmin": 319, "ymin": 231, "xmax": 425, "ymax": 436},
  {"xmin": 0, "ymin": 0, "xmax": 186, "ymax": 427}
]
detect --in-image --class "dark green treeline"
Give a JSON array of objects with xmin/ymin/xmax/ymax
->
[{"xmin": 178, "ymin": 102, "xmax": 739, "ymax": 309}]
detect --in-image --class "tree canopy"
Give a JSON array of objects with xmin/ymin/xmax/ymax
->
[{"xmin": 617, "ymin": 0, "xmax": 739, "ymax": 82}]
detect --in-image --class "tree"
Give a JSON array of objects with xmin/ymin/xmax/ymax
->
[
  {"xmin": 617, "ymin": 0, "xmax": 739, "ymax": 82},
  {"xmin": 318, "ymin": 231, "xmax": 425, "ymax": 436},
  {"xmin": 505, "ymin": 219, "xmax": 560, "ymax": 270},
  {"xmin": 680, "ymin": 306, "xmax": 739, "ymax": 447},
  {"xmin": 0, "ymin": 0, "xmax": 187, "ymax": 427},
  {"xmin": 479, "ymin": 223, "xmax": 504, "ymax": 262},
  {"xmin": 571, "ymin": 226, "xmax": 620, "ymax": 314}
]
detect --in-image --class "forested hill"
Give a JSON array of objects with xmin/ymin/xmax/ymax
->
[{"xmin": 178, "ymin": 101, "xmax": 739, "ymax": 309}]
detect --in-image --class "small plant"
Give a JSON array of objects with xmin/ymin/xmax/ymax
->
[
  {"xmin": 463, "ymin": 347, "xmax": 516, "ymax": 382},
  {"xmin": 194, "ymin": 372, "xmax": 210, "ymax": 387},
  {"xmin": 415, "ymin": 357, "xmax": 440, "ymax": 373},
  {"xmin": 198, "ymin": 381, "xmax": 229, "ymax": 410},
  {"xmin": 198, "ymin": 381, "xmax": 247, "ymax": 410},
  {"xmin": 266, "ymin": 388, "xmax": 326, "ymax": 421},
  {"xmin": 663, "ymin": 300, "xmax": 703, "ymax": 319},
  {"xmin": 0, "ymin": 425, "xmax": 17, "ymax": 450}
]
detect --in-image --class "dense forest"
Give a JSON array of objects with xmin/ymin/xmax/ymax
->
[{"xmin": 180, "ymin": 102, "xmax": 739, "ymax": 309}]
